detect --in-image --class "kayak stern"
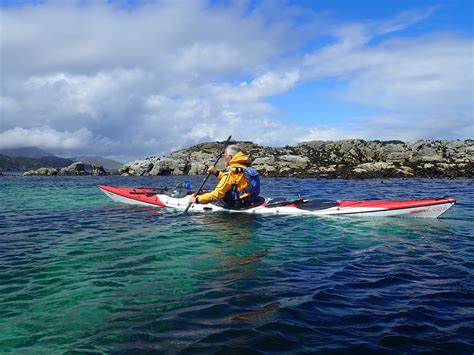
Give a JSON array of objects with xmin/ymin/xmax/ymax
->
[{"xmin": 98, "ymin": 185, "xmax": 165, "ymax": 207}]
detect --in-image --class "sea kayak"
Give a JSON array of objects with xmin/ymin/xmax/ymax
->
[{"xmin": 98, "ymin": 185, "xmax": 456, "ymax": 218}]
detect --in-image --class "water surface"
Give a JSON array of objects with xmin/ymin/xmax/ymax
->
[{"xmin": 1, "ymin": 176, "xmax": 473, "ymax": 353}]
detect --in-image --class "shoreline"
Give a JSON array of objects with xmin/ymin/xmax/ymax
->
[
  {"xmin": 8, "ymin": 139, "xmax": 473, "ymax": 179},
  {"xmin": 3, "ymin": 171, "xmax": 472, "ymax": 182},
  {"xmin": 119, "ymin": 139, "xmax": 474, "ymax": 179}
]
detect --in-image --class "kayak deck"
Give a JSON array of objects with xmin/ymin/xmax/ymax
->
[{"xmin": 98, "ymin": 185, "xmax": 456, "ymax": 218}]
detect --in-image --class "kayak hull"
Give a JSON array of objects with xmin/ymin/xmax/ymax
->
[{"xmin": 98, "ymin": 185, "xmax": 456, "ymax": 218}]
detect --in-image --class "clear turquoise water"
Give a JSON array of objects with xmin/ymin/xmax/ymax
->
[{"xmin": 1, "ymin": 176, "xmax": 473, "ymax": 353}]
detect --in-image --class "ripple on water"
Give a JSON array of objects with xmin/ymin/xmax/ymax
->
[{"xmin": 0, "ymin": 177, "xmax": 473, "ymax": 353}]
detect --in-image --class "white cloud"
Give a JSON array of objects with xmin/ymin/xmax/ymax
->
[
  {"xmin": 0, "ymin": 126, "xmax": 94, "ymax": 150},
  {"xmin": 0, "ymin": 0, "xmax": 293, "ymax": 77},
  {"xmin": 350, "ymin": 112, "xmax": 473, "ymax": 142},
  {"xmin": 301, "ymin": 9, "xmax": 474, "ymax": 139},
  {"xmin": 213, "ymin": 70, "xmax": 300, "ymax": 103},
  {"xmin": 0, "ymin": 1, "xmax": 472, "ymax": 161},
  {"xmin": 335, "ymin": 35, "xmax": 472, "ymax": 112}
]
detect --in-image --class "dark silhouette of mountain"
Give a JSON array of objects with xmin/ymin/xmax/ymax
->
[
  {"xmin": 0, "ymin": 154, "xmax": 74, "ymax": 171},
  {"xmin": 0, "ymin": 146, "xmax": 54, "ymax": 158},
  {"xmin": 0, "ymin": 146, "xmax": 123, "ymax": 171}
]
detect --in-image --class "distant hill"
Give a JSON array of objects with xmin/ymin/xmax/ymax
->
[
  {"xmin": 0, "ymin": 146, "xmax": 54, "ymax": 158},
  {"xmin": 72, "ymin": 156, "xmax": 123, "ymax": 171},
  {"xmin": 0, "ymin": 146, "xmax": 122, "ymax": 171},
  {"xmin": 0, "ymin": 154, "xmax": 74, "ymax": 171}
]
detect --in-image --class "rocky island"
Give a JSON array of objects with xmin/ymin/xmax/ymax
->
[
  {"xmin": 24, "ymin": 162, "xmax": 108, "ymax": 176},
  {"xmin": 119, "ymin": 139, "xmax": 473, "ymax": 179}
]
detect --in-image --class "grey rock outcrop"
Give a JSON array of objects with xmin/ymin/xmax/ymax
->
[
  {"xmin": 24, "ymin": 167, "xmax": 60, "ymax": 176},
  {"xmin": 119, "ymin": 157, "xmax": 187, "ymax": 176},
  {"xmin": 59, "ymin": 162, "xmax": 87, "ymax": 176},
  {"xmin": 23, "ymin": 162, "xmax": 88, "ymax": 176},
  {"xmin": 119, "ymin": 139, "xmax": 474, "ymax": 179},
  {"xmin": 92, "ymin": 164, "xmax": 107, "ymax": 176}
]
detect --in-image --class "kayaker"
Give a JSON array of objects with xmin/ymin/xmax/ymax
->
[{"xmin": 188, "ymin": 145, "xmax": 261, "ymax": 208}]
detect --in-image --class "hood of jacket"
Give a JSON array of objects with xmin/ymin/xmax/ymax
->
[{"xmin": 228, "ymin": 151, "xmax": 251, "ymax": 167}]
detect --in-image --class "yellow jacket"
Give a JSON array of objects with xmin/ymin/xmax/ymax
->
[{"xmin": 197, "ymin": 151, "xmax": 253, "ymax": 204}]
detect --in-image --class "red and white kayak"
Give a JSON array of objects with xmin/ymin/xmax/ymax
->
[{"xmin": 98, "ymin": 185, "xmax": 456, "ymax": 218}]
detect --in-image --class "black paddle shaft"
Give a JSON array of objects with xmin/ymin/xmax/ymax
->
[{"xmin": 183, "ymin": 135, "xmax": 232, "ymax": 213}]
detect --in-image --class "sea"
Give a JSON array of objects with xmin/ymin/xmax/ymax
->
[{"xmin": 1, "ymin": 175, "xmax": 473, "ymax": 354}]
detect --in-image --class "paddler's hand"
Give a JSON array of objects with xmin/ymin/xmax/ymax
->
[
  {"xmin": 207, "ymin": 166, "xmax": 218, "ymax": 176},
  {"xmin": 188, "ymin": 195, "xmax": 198, "ymax": 204}
]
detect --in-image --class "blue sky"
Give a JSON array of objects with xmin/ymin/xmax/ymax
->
[
  {"xmin": 271, "ymin": 0, "xmax": 473, "ymax": 128},
  {"xmin": 0, "ymin": 0, "xmax": 472, "ymax": 161}
]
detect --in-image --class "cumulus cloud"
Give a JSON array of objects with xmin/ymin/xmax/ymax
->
[
  {"xmin": 301, "ymin": 9, "xmax": 474, "ymax": 139},
  {"xmin": 213, "ymin": 70, "xmax": 300, "ymax": 103},
  {"xmin": 1, "ymin": 0, "xmax": 295, "ymax": 77},
  {"xmin": 0, "ymin": 1, "xmax": 472, "ymax": 162},
  {"xmin": 0, "ymin": 126, "xmax": 94, "ymax": 150},
  {"xmin": 303, "ymin": 32, "xmax": 472, "ymax": 111}
]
